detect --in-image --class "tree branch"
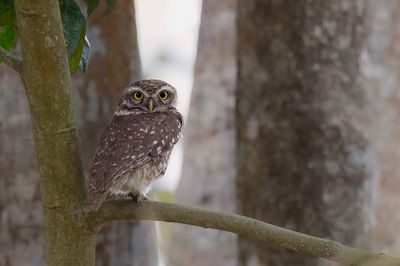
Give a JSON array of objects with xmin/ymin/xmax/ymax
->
[
  {"xmin": 0, "ymin": 47, "xmax": 23, "ymax": 73},
  {"xmin": 87, "ymin": 200, "xmax": 400, "ymax": 266}
]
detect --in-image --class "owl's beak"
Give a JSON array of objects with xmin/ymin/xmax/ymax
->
[{"xmin": 147, "ymin": 98, "xmax": 154, "ymax": 112}]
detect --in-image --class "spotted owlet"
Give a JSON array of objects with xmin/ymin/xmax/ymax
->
[{"xmin": 84, "ymin": 79, "xmax": 183, "ymax": 211}]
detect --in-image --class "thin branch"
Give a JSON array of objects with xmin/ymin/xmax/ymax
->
[
  {"xmin": 0, "ymin": 47, "xmax": 23, "ymax": 73},
  {"xmin": 87, "ymin": 200, "xmax": 400, "ymax": 266}
]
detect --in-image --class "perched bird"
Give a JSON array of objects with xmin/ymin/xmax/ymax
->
[{"xmin": 84, "ymin": 79, "xmax": 183, "ymax": 211}]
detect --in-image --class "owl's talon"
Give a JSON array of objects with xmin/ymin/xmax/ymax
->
[
  {"xmin": 136, "ymin": 194, "xmax": 150, "ymax": 203},
  {"xmin": 128, "ymin": 192, "xmax": 136, "ymax": 200}
]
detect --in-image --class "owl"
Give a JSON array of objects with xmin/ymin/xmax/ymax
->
[{"xmin": 84, "ymin": 79, "xmax": 183, "ymax": 211}]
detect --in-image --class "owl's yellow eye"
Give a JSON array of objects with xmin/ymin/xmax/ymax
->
[
  {"xmin": 158, "ymin": 90, "xmax": 169, "ymax": 100},
  {"xmin": 133, "ymin": 91, "xmax": 144, "ymax": 101}
]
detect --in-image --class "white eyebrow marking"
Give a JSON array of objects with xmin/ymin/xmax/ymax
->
[
  {"xmin": 126, "ymin": 86, "xmax": 150, "ymax": 97},
  {"xmin": 160, "ymin": 85, "xmax": 174, "ymax": 92}
]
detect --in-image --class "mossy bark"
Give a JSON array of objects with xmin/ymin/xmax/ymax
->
[{"xmin": 14, "ymin": 0, "xmax": 95, "ymax": 265}]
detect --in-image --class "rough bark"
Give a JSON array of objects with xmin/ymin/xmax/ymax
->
[
  {"xmin": 72, "ymin": 1, "xmax": 157, "ymax": 265},
  {"xmin": 170, "ymin": 0, "xmax": 237, "ymax": 265},
  {"xmin": 14, "ymin": 0, "xmax": 95, "ymax": 265},
  {"xmin": 236, "ymin": 1, "xmax": 373, "ymax": 265}
]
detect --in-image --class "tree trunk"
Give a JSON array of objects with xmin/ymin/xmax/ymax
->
[
  {"xmin": 14, "ymin": 0, "xmax": 95, "ymax": 265},
  {"xmin": 73, "ymin": 1, "xmax": 158, "ymax": 265},
  {"xmin": 236, "ymin": 1, "xmax": 373, "ymax": 265},
  {"xmin": 169, "ymin": 0, "xmax": 237, "ymax": 265}
]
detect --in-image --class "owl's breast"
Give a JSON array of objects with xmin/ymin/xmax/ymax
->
[{"xmin": 110, "ymin": 150, "xmax": 171, "ymax": 196}]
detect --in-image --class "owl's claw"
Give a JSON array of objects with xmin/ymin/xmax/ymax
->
[
  {"xmin": 136, "ymin": 193, "xmax": 150, "ymax": 203},
  {"xmin": 128, "ymin": 192, "xmax": 150, "ymax": 203}
]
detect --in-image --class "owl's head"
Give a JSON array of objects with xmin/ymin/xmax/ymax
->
[{"xmin": 115, "ymin": 79, "xmax": 178, "ymax": 115}]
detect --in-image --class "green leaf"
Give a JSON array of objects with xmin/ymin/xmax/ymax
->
[
  {"xmin": 0, "ymin": 0, "xmax": 16, "ymax": 50},
  {"xmin": 0, "ymin": 0, "xmax": 16, "ymax": 26},
  {"xmin": 79, "ymin": 36, "xmax": 90, "ymax": 72},
  {"xmin": 59, "ymin": 0, "xmax": 86, "ymax": 73},
  {"xmin": 0, "ymin": 24, "xmax": 16, "ymax": 50},
  {"xmin": 60, "ymin": 0, "xmax": 84, "ymax": 56},
  {"xmin": 68, "ymin": 22, "xmax": 86, "ymax": 73}
]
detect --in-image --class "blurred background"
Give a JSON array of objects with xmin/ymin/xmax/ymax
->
[{"xmin": 2, "ymin": 0, "xmax": 400, "ymax": 265}]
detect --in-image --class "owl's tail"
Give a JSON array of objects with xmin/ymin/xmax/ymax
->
[{"xmin": 83, "ymin": 192, "xmax": 107, "ymax": 212}]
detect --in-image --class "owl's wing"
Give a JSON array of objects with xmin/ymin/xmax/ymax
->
[{"xmin": 88, "ymin": 111, "xmax": 183, "ymax": 194}]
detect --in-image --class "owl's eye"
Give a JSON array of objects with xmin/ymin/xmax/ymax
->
[
  {"xmin": 133, "ymin": 91, "xmax": 144, "ymax": 101},
  {"xmin": 158, "ymin": 90, "xmax": 169, "ymax": 100}
]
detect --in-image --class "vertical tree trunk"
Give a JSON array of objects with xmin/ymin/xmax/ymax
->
[
  {"xmin": 14, "ymin": 0, "xmax": 95, "ymax": 265},
  {"xmin": 73, "ymin": 1, "xmax": 158, "ymax": 265},
  {"xmin": 236, "ymin": 1, "xmax": 373, "ymax": 265},
  {"xmin": 169, "ymin": 0, "xmax": 237, "ymax": 265}
]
